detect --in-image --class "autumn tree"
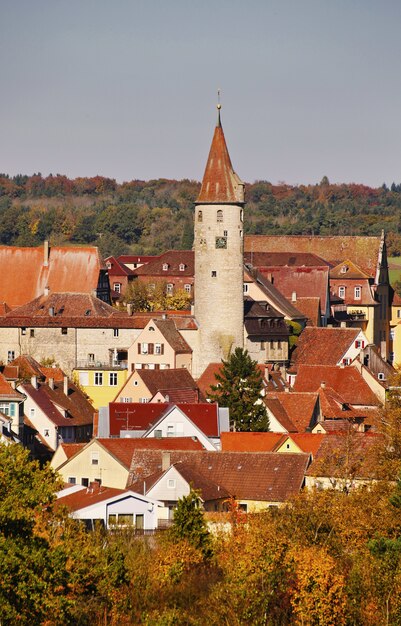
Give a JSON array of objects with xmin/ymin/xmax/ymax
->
[
  {"xmin": 169, "ymin": 488, "xmax": 213, "ymax": 560},
  {"xmin": 208, "ymin": 347, "xmax": 269, "ymax": 431}
]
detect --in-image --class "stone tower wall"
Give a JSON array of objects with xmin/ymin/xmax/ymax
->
[{"xmin": 193, "ymin": 202, "xmax": 244, "ymax": 377}]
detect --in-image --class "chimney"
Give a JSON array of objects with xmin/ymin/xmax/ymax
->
[
  {"xmin": 31, "ymin": 376, "xmax": 37, "ymax": 390},
  {"xmin": 10, "ymin": 381, "xmax": 16, "ymax": 390},
  {"xmin": 162, "ymin": 451, "xmax": 171, "ymax": 472},
  {"xmin": 340, "ymin": 321, "xmax": 347, "ymax": 328},
  {"xmin": 162, "ymin": 313, "xmax": 167, "ymax": 320},
  {"xmin": 291, "ymin": 291, "xmax": 297, "ymax": 302},
  {"xmin": 44, "ymin": 286, "xmax": 50, "ymax": 297},
  {"xmin": 48, "ymin": 377, "xmax": 54, "ymax": 390},
  {"xmin": 63, "ymin": 375, "xmax": 68, "ymax": 396},
  {"xmin": 165, "ymin": 394, "xmax": 170, "ymax": 403},
  {"xmin": 43, "ymin": 240, "xmax": 49, "ymax": 267},
  {"xmin": 48, "ymin": 306, "xmax": 54, "ymax": 316},
  {"xmin": 320, "ymin": 381, "xmax": 326, "ymax": 389},
  {"xmin": 127, "ymin": 303, "xmax": 133, "ymax": 316},
  {"xmin": 284, "ymin": 386, "xmax": 290, "ymax": 393}
]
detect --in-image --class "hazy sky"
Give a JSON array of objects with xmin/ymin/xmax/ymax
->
[{"xmin": 2, "ymin": 0, "xmax": 401, "ymax": 186}]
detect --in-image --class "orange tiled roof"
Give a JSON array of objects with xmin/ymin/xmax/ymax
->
[
  {"xmin": 292, "ymin": 327, "xmax": 361, "ymax": 367},
  {"xmin": 220, "ymin": 432, "xmax": 286, "ymax": 452},
  {"xmin": 293, "ymin": 364, "xmax": 380, "ymax": 406},
  {"xmin": 293, "ymin": 297, "xmax": 321, "ymax": 326},
  {"xmin": 266, "ymin": 392, "xmax": 319, "ymax": 432},
  {"xmin": 97, "ymin": 437, "xmax": 204, "ymax": 469},
  {"xmin": 197, "ymin": 113, "xmax": 244, "ymax": 205},
  {"xmin": 0, "ymin": 244, "xmax": 105, "ymax": 308}
]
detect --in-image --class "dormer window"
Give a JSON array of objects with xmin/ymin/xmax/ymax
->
[
  {"xmin": 338, "ymin": 286, "xmax": 345, "ymax": 299},
  {"xmin": 217, "ymin": 209, "xmax": 223, "ymax": 223},
  {"xmin": 106, "ymin": 261, "xmax": 112, "ymax": 269},
  {"xmin": 162, "ymin": 263, "xmax": 169, "ymax": 271},
  {"xmin": 179, "ymin": 264, "xmax": 185, "ymax": 271},
  {"xmin": 149, "ymin": 326, "xmax": 155, "ymax": 331}
]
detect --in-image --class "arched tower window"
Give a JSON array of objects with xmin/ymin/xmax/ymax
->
[
  {"xmin": 197, "ymin": 210, "xmax": 203, "ymax": 222},
  {"xmin": 217, "ymin": 209, "xmax": 223, "ymax": 223}
]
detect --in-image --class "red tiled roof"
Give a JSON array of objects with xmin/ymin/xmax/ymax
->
[
  {"xmin": 39, "ymin": 366, "xmax": 65, "ymax": 382},
  {"xmin": 244, "ymin": 235, "xmax": 382, "ymax": 277},
  {"xmin": 133, "ymin": 250, "xmax": 194, "ymax": 277},
  {"xmin": 57, "ymin": 484, "xmax": 126, "ymax": 511},
  {"xmin": 0, "ymin": 371, "xmax": 23, "ymax": 398},
  {"xmin": 117, "ymin": 255, "xmax": 156, "ymax": 266},
  {"xmin": 153, "ymin": 319, "xmax": 192, "ymax": 353},
  {"xmin": 58, "ymin": 443, "xmax": 85, "ymax": 460},
  {"xmin": 0, "ymin": 310, "xmax": 197, "ymax": 330},
  {"xmin": 0, "ymin": 244, "xmax": 105, "ymax": 309},
  {"xmin": 20, "ymin": 379, "xmax": 94, "ymax": 427},
  {"xmin": 136, "ymin": 368, "xmax": 198, "ymax": 396},
  {"xmin": 128, "ymin": 450, "xmax": 309, "ymax": 502},
  {"xmin": 197, "ymin": 362, "xmax": 268, "ymax": 398},
  {"xmin": 104, "ymin": 256, "xmax": 133, "ymax": 277},
  {"xmin": 306, "ymin": 431, "xmax": 383, "ymax": 479},
  {"xmin": 244, "ymin": 252, "xmax": 331, "ymax": 268},
  {"xmin": 97, "ymin": 437, "xmax": 204, "ymax": 469},
  {"xmin": 5, "ymin": 292, "xmax": 121, "ymax": 319},
  {"xmin": 290, "ymin": 433, "xmax": 325, "ymax": 457},
  {"xmin": 293, "ymin": 365, "xmax": 380, "ymax": 406},
  {"xmin": 197, "ymin": 114, "xmax": 244, "ymax": 205},
  {"xmin": 109, "ymin": 402, "xmax": 219, "ymax": 438},
  {"xmin": 220, "ymin": 432, "xmax": 285, "ymax": 452},
  {"xmin": 292, "ymin": 327, "xmax": 361, "ymax": 367},
  {"xmin": 255, "ymin": 266, "xmax": 329, "ymax": 313},
  {"xmin": 265, "ymin": 392, "xmax": 319, "ymax": 432},
  {"xmin": 293, "ymin": 297, "xmax": 321, "ymax": 326}
]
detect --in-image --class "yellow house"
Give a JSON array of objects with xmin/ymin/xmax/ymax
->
[
  {"xmin": 73, "ymin": 367, "xmax": 128, "ymax": 409},
  {"xmin": 390, "ymin": 292, "xmax": 401, "ymax": 366},
  {"xmin": 51, "ymin": 437, "xmax": 203, "ymax": 489}
]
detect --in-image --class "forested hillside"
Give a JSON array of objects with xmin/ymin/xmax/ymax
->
[{"xmin": 2, "ymin": 173, "xmax": 401, "ymax": 257}]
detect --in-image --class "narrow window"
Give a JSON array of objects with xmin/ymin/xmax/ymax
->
[
  {"xmin": 217, "ymin": 209, "xmax": 223, "ymax": 222},
  {"xmin": 197, "ymin": 210, "xmax": 203, "ymax": 222},
  {"xmin": 109, "ymin": 372, "xmax": 118, "ymax": 386},
  {"xmin": 94, "ymin": 372, "xmax": 103, "ymax": 386},
  {"xmin": 113, "ymin": 328, "xmax": 119, "ymax": 337},
  {"xmin": 354, "ymin": 286, "xmax": 361, "ymax": 299},
  {"xmin": 211, "ymin": 271, "xmax": 217, "ymax": 277}
]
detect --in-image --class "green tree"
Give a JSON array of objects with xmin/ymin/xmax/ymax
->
[
  {"xmin": 208, "ymin": 347, "xmax": 269, "ymax": 432},
  {"xmin": 169, "ymin": 488, "xmax": 213, "ymax": 560}
]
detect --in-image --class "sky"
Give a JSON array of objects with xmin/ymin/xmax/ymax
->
[{"xmin": 2, "ymin": 0, "xmax": 401, "ymax": 187}]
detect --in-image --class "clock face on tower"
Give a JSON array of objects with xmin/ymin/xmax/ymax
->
[{"xmin": 215, "ymin": 236, "xmax": 227, "ymax": 249}]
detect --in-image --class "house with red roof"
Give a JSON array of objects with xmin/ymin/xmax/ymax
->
[
  {"xmin": 0, "ymin": 371, "xmax": 25, "ymax": 439},
  {"xmin": 127, "ymin": 318, "xmax": 192, "ymax": 372},
  {"xmin": 103, "ymin": 401, "xmax": 228, "ymax": 451},
  {"xmin": 220, "ymin": 431, "xmax": 324, "ymax": 459},
  {"xmin": 244, "ymin": 251, "xmax": 331, "ymax": 325},
  {"xmin": 114, "ymin": 367, "xmax": 202, "ymax": 404},
  {"xmin": 127, "ymin": 449, "xmax": 310, "ymax": 512},
  {"xmin": 51, "ymin": 436, "xmax": 204, "ymax": 489},
  {"xmin": 290, "ymin": 327, "xmax": 369, "ymax": 370},
  {"xmin": 104, "ymin": 256, "xmax": 134, "ymax": 300},
  {"xmin": 56, "ymin": 482, "xmax": 165, "ymax": 531},
  {"xmin": 132, "ymin": 250, "xmax": 194, "ymax": 297},
  {"xmin": 305, "ymin": 431, "xmax": 383, "ymax": 490},
  {"xmin": 264, "ymin": 392, "xmax": 320, "ymax": 433},
  {"xmin": 244, "ymin": 233, "xmax": 391, "ymax": 359},
  {"xmin": 18, "ymin": 373, "xmax": 94, "ymax": 453}
]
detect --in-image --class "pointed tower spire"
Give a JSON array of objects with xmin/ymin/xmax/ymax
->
[{"xmin": 197, "ymin": 103, "xmax": 244, "ymax": 205}]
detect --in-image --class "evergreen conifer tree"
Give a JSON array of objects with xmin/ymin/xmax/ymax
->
[{"xmin": 208, "ymin": 347, "xmax": 269, "ymax": 432}]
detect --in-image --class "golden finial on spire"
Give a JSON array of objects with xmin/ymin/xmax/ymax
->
[{"xmin": 217, "ymin": 88, "xmax": 221, "ymax": 126}]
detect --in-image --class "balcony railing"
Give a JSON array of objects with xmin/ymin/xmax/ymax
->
[{"xmin": 75, "ymin": 360, "xmax": 128, "ymax": 370}]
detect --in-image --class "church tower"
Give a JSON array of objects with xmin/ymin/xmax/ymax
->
[{"xmin": 193, "ymin": 105, "xmax": 245, "ymax": 378}]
